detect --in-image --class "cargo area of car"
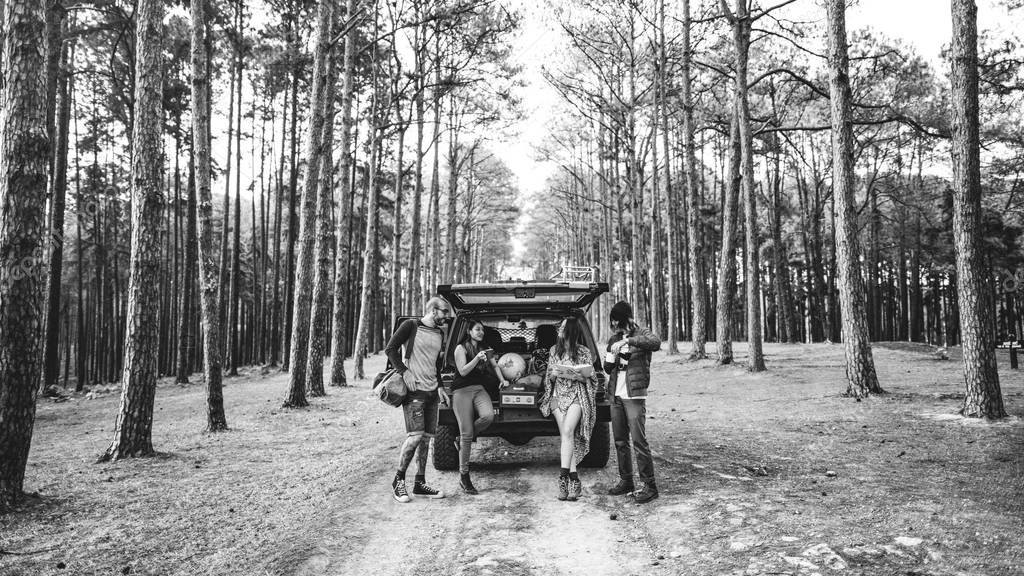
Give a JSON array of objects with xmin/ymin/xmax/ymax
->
[
  {"xmin": 430, "ymin": 272, "xmax": 613, "ymax": 469},
  {"xmin": 438, "ymin": 313, "xmax": 607, "ymax": 431}
]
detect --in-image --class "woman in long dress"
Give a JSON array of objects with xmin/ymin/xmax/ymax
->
[{"xmin": 539, "ymin": 317, "xmax": 598, "ymax": 501}]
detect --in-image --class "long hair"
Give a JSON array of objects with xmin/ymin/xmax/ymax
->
[
  {"xmin": 460, "ymin": 319, "xmax": 485, "ymax": 349},
  {"xmin": 460, "ymin": 319, "xmax": 485, "ymax": 370},
  {"xmin": 554, "ymin": 318, "xmax": 584, "ymax": 363}
]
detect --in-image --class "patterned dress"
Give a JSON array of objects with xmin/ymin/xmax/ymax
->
[{"xmin": 539, "ymin": 345, "xmax": 598, "ymax": 466}]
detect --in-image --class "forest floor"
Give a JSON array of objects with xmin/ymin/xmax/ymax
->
[{"xmin": 1, "ymin": 342, "xmax": 1022, "ymax": 576}]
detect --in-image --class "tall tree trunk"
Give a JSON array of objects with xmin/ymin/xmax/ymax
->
[
  {"xmin": 428, "ymin": 33, "xmax": 443, "ymax": 295},
  {"xmin": 100, "ymin": 0, "xmax": 166, "ymax": 460},
  {"xmin": 390, "ymin": 120, "xmax": 407, "ymax": 333},
  {"xmin": 769, "ymin": 144, "xmax": 798, "ymax": 343},
  {"xmin": 269, "ymin": 84, "xmax": 288, "ymax": 367},
  {"xmin": 218, "ymin": 34, "xmax": 236, "ymax": 362},
  {"xmin": 286, "ymin": 0, "xmax": 335, "ymax": 406},
  {"xmin": 444, "ymin": 102, "xmax": 459, "ymax": 283},
  {"xmin": 353, "ymin": 129, "xmax": 382, "ymax": 380},
  {"xmin": 190, "ymin": 0, "xmax": 228, "ymax": 432},
  {"xmin": 306, "ymin": 24, "xmax": 339, "ymax": 398},
  {"xmin": 0, "ymin": 0, "xmax": 50, "ymax": 509},
  {"xmin": 722, "ymin": 0, "xmax": 765, "ymax": 371},
  {"xmin": 683, "ymin": 0, "xmax": 706, "ymax": 358},
  {"xmin": 282, "ymin": 4, "xmax": 301, "ymax": 370},
  {"xmin": 716, "ymin": 110, "xmax": 741, "ymax": 363},
  {"xmin": 825, "ymin": 0, "xmax": 882, "ymax": 397},
  {"xmin": 657, "ymin": 0, "xmax": 678, "ymax": 353},
  {"xmin": 176, "ymin": 157, "xmax": 197, "ymax": 383},
  {"xmin": 42, "ymin": 20, "xmax": 71, "ymax": 393},
  {"xmin": 950, "ymin": 0, "xmax": 1006, "ymax": 418},
  {"xmin": 227, "ymin": 0, "xmax": 244, "ymax": 376},
  {"xmin": 407, "ymin": 13, "xmax": 426, "ymax": 313},
  {"xmin": 329, "ymin": 0, "xmax": 359, "ymax": 387}
]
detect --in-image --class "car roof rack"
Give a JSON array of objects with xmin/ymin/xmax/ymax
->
[{"xmin": 549, "ymin": 266, "xmax": 599, "ymax": 283}]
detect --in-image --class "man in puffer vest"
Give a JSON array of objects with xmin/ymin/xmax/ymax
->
[{"xmin": 602, "ymin": 300, "xmax": 662, "ymax": 503}]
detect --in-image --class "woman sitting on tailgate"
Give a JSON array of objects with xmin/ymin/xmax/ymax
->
[{"xmin": 453, "ymin": 319, "xmax": 507, "ymax": 495}]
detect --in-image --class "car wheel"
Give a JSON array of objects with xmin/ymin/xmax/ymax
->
[
  {"xmin": 433, "ymin": 423, "xmax": 459, "ymax": 471},
  {"xmin": 580, "ymin": 421, "xmax": 610, "ymax": 468}
]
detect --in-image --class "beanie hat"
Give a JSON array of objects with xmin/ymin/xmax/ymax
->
[{"xmin": 610, "ymin": 301, "xmax": 633, "ymax": 326}]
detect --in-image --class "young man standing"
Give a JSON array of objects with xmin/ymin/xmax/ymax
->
[
  {"xmin": 384, "ymin": 296, "xmax": 452, "ymax": 503},
  {"xmin": 603, "ymin": 301, "xmax": 661, "ymax": 503}
]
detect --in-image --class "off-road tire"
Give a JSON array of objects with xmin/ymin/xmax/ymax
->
[
  {"xmin": 433, "ymin": 424, "xmax": 459, "ymax": 471},
  {"xmin": 580, "ymin": 421, "xmax": 610, "ymax": 468}
]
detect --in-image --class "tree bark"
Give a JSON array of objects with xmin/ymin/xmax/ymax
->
[
  {"xmin": 282, "ymin": 5, "xmax": 301, "ymax": 370},
  {"xmin": 176, "ymin": 157, "xmax": 197, "ymax": 383},
  {"xmin": 0, "ymin": 0, "xmax": 50, "ymax": 509},
  {"xmin": 721, "ymin": 0, "xmax": 765, "ymax": 371},
  {"xmin": 42, "ymin": 17, "xmax": 71, "ymax": 393},
  {"xmin": 949, "ymin": 0, "xmax": 1006, "ymax": 418},
  {"xmin": 716, "ymin": 110, "xmax": 741, "ymax": 364},
  {"xmin": 217, "ymin": 33, "xmax": 236, "ymax": 363},
  {"xmin": 657, "ymin": 0, "xmax": 678, "ymax": 354},
  {"xmin": 353, "ymin": 128, "xmax": 382, "ymax": 380},
  {"xmin": 329, "ymin": 0, "xmax": 359, "ymax": 387},
  {"xmin": 390, "ymin": 118, "xmax": 407, "ymax": 334},
  {"xmin": 286, "ymin": 0, "xmax": 335, "ymax": 407},
  {"xmin": 306, "ymin": 24, "xmax": 339, "ymax": 398},
  {"xmin": 100, "ymin": 0, "xmax": 166, "ymax": 460},
  {"xmin": 825, "ymin": 0, "xmax": 883, "ymax": 397},
  {"xmin": 407, "ymin": 11, "xmax": 426, "ymax": 313},
  {"xmin": 682, "ymin": 0, "xmax": 706, "ymax": 358},
  {"xmin": 190, "ymin": 0, "xmax": 228, "ymax": 432},
  {"xmin": 227, "ymin": 0, "xmax": 245, "ymax": 376}
]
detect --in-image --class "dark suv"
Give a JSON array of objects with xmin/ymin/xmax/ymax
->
[{"xmin": 429, "ymin": 276, "xmax": 611, "ymax": 470}]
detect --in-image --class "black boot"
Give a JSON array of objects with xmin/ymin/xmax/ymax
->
[
  {"xmin": 460, "ymin": 472, "xmax": 478, "ymax": 495},
  {"xmin": 607, "ymin": 477, "xmax": 635, "ymax": 496},
  {"xmin": 634, "ymin": 480, "xmax": 659, "ymax": 504}
]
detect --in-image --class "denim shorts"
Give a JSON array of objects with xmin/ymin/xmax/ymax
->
[{"xmin": 402, "ymin": 389, "xmax": 439, "ymax": 436}]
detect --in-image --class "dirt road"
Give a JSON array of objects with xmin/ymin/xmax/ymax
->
[{"xmin": 3, "ymin": 343, "xmax": 1023, "ymax": 576}]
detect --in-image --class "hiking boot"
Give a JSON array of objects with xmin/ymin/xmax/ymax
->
[
  {"xmin": 633, "ymin": 481, "xmax": 659, "ymax": 504},
  {"xmin": 460, "ymin": 473, "xmax": 479, "ymax": 495},
  {"xmin": 607, "ymin": 478, "xmax": 635, "ymax": 496},
  {"xmin": 557, "ymin": 475, "xmax": 569, "ymax": 501},
  {"xmin": 568, "ymin": 477, "xmax": 582, "ymax": 501},
  {"xmin": 392, "ymin": 478, "xmax": 411, "ymax": 503},
  {"xmin": 413, "ymin": 480, "xmax": 446, "ymax": 499}
]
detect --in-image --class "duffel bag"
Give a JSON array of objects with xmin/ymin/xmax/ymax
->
[{"xmin": 372, "ymin": 368, "xmax": 407, "ymax": 407}]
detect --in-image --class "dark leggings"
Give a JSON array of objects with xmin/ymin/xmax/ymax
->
[{"xmin": 452, "ymin": 385, "xmax": 495, "ymax": 474}]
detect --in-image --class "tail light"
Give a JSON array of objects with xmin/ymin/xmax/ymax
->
[{"xmin": 440, "ymin": 368, "xmax": 456, "ymax": 395}]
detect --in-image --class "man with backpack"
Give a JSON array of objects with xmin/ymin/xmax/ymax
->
[{"xmin": 384, "ymin": 296, "xmax": 452, "ymax": 503}]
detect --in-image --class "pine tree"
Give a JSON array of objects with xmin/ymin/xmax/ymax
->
[
  {"xmin": 0, "ymin": 0, "xmax": 51, "ymax": 509},
  {"xmin": 100, "ymin": 0, "xmax": 167, "ymax": 460}
]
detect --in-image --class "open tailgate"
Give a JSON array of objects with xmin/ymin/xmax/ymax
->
[{"xmin": 437, "ymin": 281, "xmax": 609, "ymax": 313}]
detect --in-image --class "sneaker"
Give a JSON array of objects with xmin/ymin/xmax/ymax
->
[
  {"xmin": 557, "ymin": 475, "xmax": 569, "ymax": 501},
  {"xmin": 633, "ymin": 481, "xmax": 659, "ymax": 504},
  {"xmin": 568, "ymin": 477, "xmax": 582, "ymax": 501},
  {"xmin": 607, "ymin": 478, "xmax": 635, "ymax": 496},
  {"xmin": 460, "ymin": 473, "xmax": 479, "ymax": 495},
  {"xmin": 392, "ymin": 478, "xmax": 411, "ymax": 503},
  {"xmin": 413, "ymin": 480, "xmax": 446, "ymax": 499}
]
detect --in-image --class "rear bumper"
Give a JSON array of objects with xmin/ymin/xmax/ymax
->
[{"xmin": 439, "ymin": 402, "xmax": 611, "ymax": 437}]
